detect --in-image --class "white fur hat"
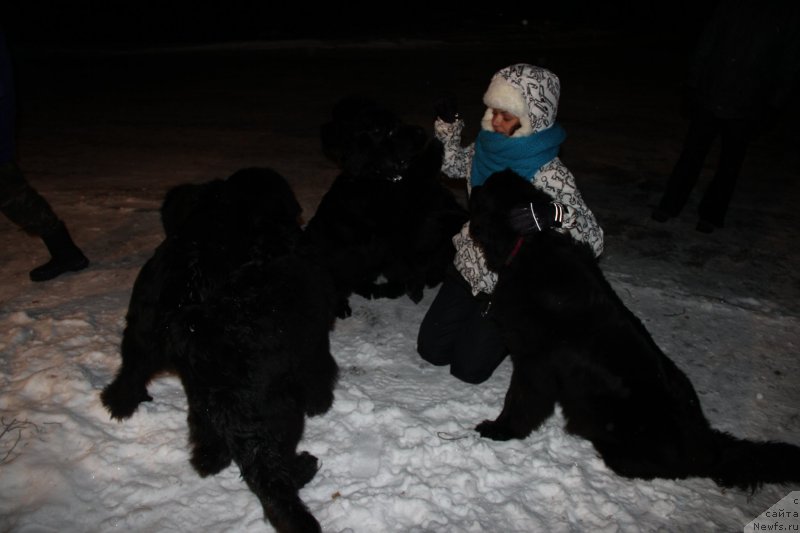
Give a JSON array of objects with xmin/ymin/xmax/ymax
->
[
  {"xmin": 480, "ymin": 64, "xmax": 560, "ymax": 137},
  {"xmin": 481, "ymin": 77, "xmax": 531, "ymax": 137}
]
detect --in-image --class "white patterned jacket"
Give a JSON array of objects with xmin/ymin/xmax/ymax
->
[{"xmin": 435, "ymin": 117, "xmax": 605, "ymax": 296}]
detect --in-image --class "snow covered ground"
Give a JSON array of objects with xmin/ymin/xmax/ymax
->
[{"xmin": 1, "ymin": 29, "xmax": 798, "ymax": 532}]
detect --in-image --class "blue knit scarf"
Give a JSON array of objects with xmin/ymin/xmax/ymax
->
[{"xmin": 470, "ymin": 123, "xmax": 566, "ymax": 188}]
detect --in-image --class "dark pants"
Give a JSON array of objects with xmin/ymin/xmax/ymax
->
[
  {"xmin": 657, "ymin": 109, "xmax": 753, "ymax": 226},
  {"xmin": 0, "ymin": 162, "xmax": 60, "ymax": 235},
  {"xmin": 417, "ymin": 266, "xmax": 508, "ymax": 384},
  {"xmin": 0, "ymin": 31, "xmax": 60, "ymax": 236}
]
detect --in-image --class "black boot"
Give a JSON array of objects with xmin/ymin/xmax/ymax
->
[{"xmin": 30, "ymin": 221, "xmax": 89, "ymax": 282}]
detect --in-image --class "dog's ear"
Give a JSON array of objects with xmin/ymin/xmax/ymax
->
[
  {"xmin": 469, "ymin": 170, "xmax": 536, "ymax": 270},
  {"xmin": 468, "ymin": 185, "xmax": 512, "ymax": 270},
  {"xmin": 340, "ymin": 133, "xmax": 379, "ymax": 177},
  {"xmin": 403, "ymin": 137, "xmax": 443, "ymax": 185},
  {"xmin": 400, "ymin": 132, "xmax": 444, "ymax": 190}
]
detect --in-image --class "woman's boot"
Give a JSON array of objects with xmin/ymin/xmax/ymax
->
[{"xmin": 30, "ymin": 221, "xmax": 89, "ymax": 281}]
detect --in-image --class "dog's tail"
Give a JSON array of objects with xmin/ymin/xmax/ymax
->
[
  {"xmin": 260, "ymin": 492, "xmax": 321, "ymax": 533},
  {"xmin": 238, "ymin": 450, "xmax": 322, "ymax": 533},
  {"xmin": 710, "ymin": 430, "xmax": 800, "ymax": 491},
  {"xmin": 243, "ymin": 471, "xmax": 321, "ymax": 533}
]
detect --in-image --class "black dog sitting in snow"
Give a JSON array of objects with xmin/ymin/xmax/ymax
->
[
  {"xmin": 304, "ymin": 96, "xmax": 468, "ymax": 316},
  {"xmin": 468, "ymin": 170, "xmax": 800, "ymax": 490},
  {"xmin": 101, "ymin": 168, "xmax": 338, "ymax": 533}
]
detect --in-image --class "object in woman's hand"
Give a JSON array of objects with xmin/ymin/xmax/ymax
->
[{"xmin": 433, "ymin": 92, "xmax": 459, "ymax": 123}]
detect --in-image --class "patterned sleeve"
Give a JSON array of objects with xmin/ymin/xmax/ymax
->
[
  {"xmin": 534, "ymin": 158, "xmax": 605, "ymax": 258},
  {"xmin": 434, "ymin": 118, "xmax": 475, "ymax": 182},
  {"xmin": 452, "ymin": 221, "xmax": 498, "ymax": 296}
]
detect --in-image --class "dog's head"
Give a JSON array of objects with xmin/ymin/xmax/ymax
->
[
  {"xmin": 345, "ymin": 123, "xmax": 440, "ymax": 182},
  {"xmin": 469, "ymin": 170, "xmax": 554, "ymax": 271},
  {"xmin": 320, "ymin": 96, "xmax": 442, "ymax": 183},
  {"xmin": 160, "ymin": 168, "xmax": 302, "ymax": 244},
  {"xmin": 320, "ymin": 96, "xmax": 402, "ymax": 169}
]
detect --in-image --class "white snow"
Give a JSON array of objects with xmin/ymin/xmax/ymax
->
[{"xmin": 1, "ymin": 31, "xmax": 798, "ymax": 532}]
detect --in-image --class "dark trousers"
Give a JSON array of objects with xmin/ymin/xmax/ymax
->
[
  {"xmin": 417, "ymin": 266, "xmax": 508, "ymax": 384},
  {"xmin": 657, "ymin": 109, "xmax": 752, "ymax": 226},
  {"xmin": 1, "ymin": 162, "xmax": 60, "ymax": 236},
  {"xmin": 0, "ymin": 33, "xmax": 59, "ymax": 236}
]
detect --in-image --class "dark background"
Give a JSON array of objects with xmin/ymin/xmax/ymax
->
[
  {"xmin": 4, "ymin": 1, "xmax": 717, "ymax": 45},
  {"xmin": 3, "ymin": 0, "xmax": 796, "ymax": 314},
  {"xmin": 4, "ymin": 0, "xmax": 796, "ymax": 310}
]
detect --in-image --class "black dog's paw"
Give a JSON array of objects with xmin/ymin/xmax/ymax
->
[
  {"xmin": 476, "ymin": 419, "xmax": 515, "ymax": 441},
  {"xmin": 353, "ymin": 285, "xmax": 375, "ymax": 300},
  {"xmin": 100, "ymin": 381, "xmax": 153, "ymax": 421},
  {"xmin": 370, "ymin": 281, "xmax": 406, "ymax": 300},
  {"xmin": 336, "ymin": 298, "xmax": 352, "ymax": 319},
  {"xmin": 190, "ymin": 442, "xmax": 233, "ymax": 477},
  {"xmin": 293, "ymin": 451, "xmax": 320, "ymax": 488},
  {"xmin": 305, "ymin": 390, "xmax": 335, "ymax": 417},
  {"xmin": 406, "ymin": 283, "xmax": 424, "ymax": 304}
]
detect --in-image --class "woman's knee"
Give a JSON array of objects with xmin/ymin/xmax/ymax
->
[
  {"xmin": 416, "ymin": 334, "xmax": 452, "ymax": 366},
  {"xmin": 449, "ymin": 344, "xmax": 507, "ymax": 384},
  {"xmin": 449, "ymin": 364, "xmax": 493, "ymax": 384}
]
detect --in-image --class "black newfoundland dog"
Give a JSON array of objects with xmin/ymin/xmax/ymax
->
[
  {"xmin": 303, "ymin": 96, "xmax": 468, "ymax": 317},
  {"xmin": 101, "ymin": 168, "xmax": 338, "ymax": 533},
  {"xmin": 468, "ymin": 170, "xmax": 800, "ymax": 490}
]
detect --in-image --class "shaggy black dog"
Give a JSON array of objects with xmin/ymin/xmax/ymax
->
[
  {"xmin": 468, "ymin": 170, "xmax": 800, "ymax": 490},
  {"xmin": 304, "ymin": 97, "xmax": 468, "ymax": 316},
  {"xmin": 101, "ymin": 168, "xmax": 338, "ymax": 533}
]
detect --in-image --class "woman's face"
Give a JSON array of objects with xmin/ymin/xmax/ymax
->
[{"xmin": 490, "ymin": 109, "xmax": 522, "ymax": 136}]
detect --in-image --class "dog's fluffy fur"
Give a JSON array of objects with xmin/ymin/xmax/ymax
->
[
  {"xmin": 101, "ymin": 168, "xmax": 338, "ymax": 533},
  {"xmin": 468, "ymin": 170, "xmax": 800, "ymax": 491},
  {"xmin": 304, "ymin": 97, "xmax": 468, "ymax": 316}
]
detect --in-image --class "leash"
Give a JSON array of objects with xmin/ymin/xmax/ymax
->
[
  {"xmin": 481, "ymin": 234, "xmax": 525, "ymax": 318},
  {"xmin": 504, "ymin": 235, "xmax": 525, "ymax": 266}
]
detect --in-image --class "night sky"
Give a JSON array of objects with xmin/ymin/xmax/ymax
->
[{"xmin": 4, "ymin": 1, "xmax": 718, "ymax": 46}]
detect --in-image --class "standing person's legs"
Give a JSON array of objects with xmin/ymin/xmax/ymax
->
[
  {"xmin": 653, "ymin": 110, "xmax": 719, "ymax": 220},
  {"xmin": 0, "ymin": 162, "xmax": 60, "ymax": 235},
  {"xmin": 696, "ymin": 118, "xmax": 751, "ymax": 230},
  {"xmin": 1, "ymin": 32, "xmax": 89, "ymax": 281},
  {"xmin": 0, "ymin": 163, "xmax": 89, "ymax": 281},
  {"xmin": 417, "ymin": 266, "xmax": 507, "ymax": 384}
]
